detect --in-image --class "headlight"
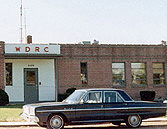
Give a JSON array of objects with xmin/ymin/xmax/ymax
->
[
  {"xmin": 23, "ymin": 105, "xmax": 35, "ymax": 116},
  {"xmin": 29, "ymin": 107, "xmax": 35, "ymax": 116}
]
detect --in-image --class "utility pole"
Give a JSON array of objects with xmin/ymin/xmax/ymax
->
[
  {"xmin": 24, "ymin": 8, "xmax": 27, "ymax": 42},
  {"xmin": 20, "ymin": 0, "xmax": 23, "ymax": 43}
]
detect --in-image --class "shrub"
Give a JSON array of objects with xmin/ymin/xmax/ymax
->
[
  {"xmin": 58, "ymin": 88, "xmax": 76, "ymax": 102},
  {"xmin": 66, "ymin": 88, "xmax": 76, "ymax": 95},
  {"xmin": 0, "ymin": 89, "xmax": 9, "ymax": 106},
  {"xmin": 58, "ymin": 94, "xmax": 69, "ymax": 102},
  {"xmin": 140, "ymin": 91, "xmax": 156, "ymax": 101}
]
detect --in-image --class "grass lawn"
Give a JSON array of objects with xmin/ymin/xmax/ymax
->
[{"xmin": 0, "ymin": 104, "xmax": 25, "ymax": 122}]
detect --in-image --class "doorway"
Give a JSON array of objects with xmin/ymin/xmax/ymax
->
[{"xmin": 24, "ymin": 68, "xmax": 38, "ymax": 103}]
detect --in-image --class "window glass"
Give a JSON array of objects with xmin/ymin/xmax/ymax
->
[
  {"xmin": 117, "ymin": 94, "xmax": 124, "ymax": 102},
  {"xmin": 105, "ymin": 92, "xmax": 116, "ymax": 103},
  {"xmin": 81, "ymin": 62, "xmax": 88, "ymax": 84},
  {"xmin": 26, "ymin": 71, "xmax": 36, "ymax": 86},
  {"xmin": 83, "ymin": 92, "xmax": 102, "ymax": 103},
  {"xmin": 104, "ymin": 91, "xmax": 124, "ymax": 103},
  {"xmin": 112, "ymin": 63, "xmax": 125, "ymax": 86},
  {"xmin": 131, "ymin": 63, "xmax": 146, "ymax": 68},
  {"xmin": 131, "ymin": 63, "xmax": 147, "ymax": 85},
  {"xmin": 6, "ymin": 63, "xmax": 12, "ymax": 86},
  {"xmin": 64, "ymin": 91, "xmax": 86, "ymax": 103},
  {"xmin": 153, "ymin": 63, "xmax": 165, "ymax": 85}
]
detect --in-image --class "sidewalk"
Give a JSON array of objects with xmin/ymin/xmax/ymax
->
[
  {"xmin": 0, "ymin": 118, "xmax": 167, "ymax": 127},
  {"xmin": 0, "ymin": 122, "xmax": 37, "ymax": 127}
]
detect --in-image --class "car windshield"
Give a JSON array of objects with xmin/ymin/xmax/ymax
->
[{"xmin": 64, "ymin": 90, "xmax": 86, "ymax": 103}]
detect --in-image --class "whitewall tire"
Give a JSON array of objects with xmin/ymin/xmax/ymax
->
[
  {"xmin": 126, "ymin": 115, "xmax": 142, "ymax": 128},
  {"xmin": 47, "ymin": 114, "xmax": 64, "ymax": 129}
]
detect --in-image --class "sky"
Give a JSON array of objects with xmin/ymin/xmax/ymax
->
[{"xmin": 0, "ymin": 0, "xmax": 167, "ymax": 44}]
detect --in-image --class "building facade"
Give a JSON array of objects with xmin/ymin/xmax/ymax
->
[
  {"xmin": 0, "ymin": 41, "xmax": 167, "ymax": 103},
  {"xmin": 59, "ymin": 44, "xmax": 167, "ymax": 101}
]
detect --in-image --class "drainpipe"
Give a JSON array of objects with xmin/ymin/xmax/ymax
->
[
  {"xmin": 0, "ymin": 41, "xmax": 5, "ymax": 90},
  {"xmin": 55, "ymin": 58, "xmax": 59, "ymax": 102}
]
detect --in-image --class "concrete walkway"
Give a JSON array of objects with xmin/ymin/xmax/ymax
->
[
  {"xmin": 0, "ymin": 118, "xmax": 167, "ymax": 127},
  {"xmin": 0, "ymin": 122, "xmax": 37, "ymax": 127}
]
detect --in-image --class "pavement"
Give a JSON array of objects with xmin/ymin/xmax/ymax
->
[{"xmin": 0, "ymin": 118, "xmax": 167, "ymax": 127}]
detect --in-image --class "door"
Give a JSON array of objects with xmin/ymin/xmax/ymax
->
[
  {"xmin": 104, "ymin": 91, "xmax": 126, "ymax": 121},
  {"xmin": 74, "ymin": 91, "xmax": 105, "ymax": 123},
  {"xmin": 24, "ymin": 68, "xmax": 38, "ymax": 103}
]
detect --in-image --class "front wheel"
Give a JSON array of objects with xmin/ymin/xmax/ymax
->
[
  {"xmin": 47, "ymin": 114, "xmax": 65, "ymax": 129},
  {"xmin": 126, "ymin": 115, "xmax": 142, "ymax": 128}
]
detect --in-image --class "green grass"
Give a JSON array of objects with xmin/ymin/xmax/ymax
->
[{"xmin": 0, "ymin": 104, "xmax": 25, "ymax": 122}]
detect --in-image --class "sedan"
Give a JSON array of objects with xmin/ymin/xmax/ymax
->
[{"xmin": 21, "ymin": 88, "xmax": 167, "ymax": 129}]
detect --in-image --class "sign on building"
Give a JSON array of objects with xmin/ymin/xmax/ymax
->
[{"xmin": 5, "ymin": 44, "xmax": 60, "ymax": 54}]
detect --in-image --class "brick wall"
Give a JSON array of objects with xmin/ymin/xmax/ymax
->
[
  {"xmin": 0, "ymin": 41, "xmax": 5, "ymax": 89},
  {"xmin": 57, "ymin": 44, "xmax": 167, "ymax": 100}
]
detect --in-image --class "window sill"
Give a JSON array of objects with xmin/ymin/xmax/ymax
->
[
  {"xmin": 153, "ymin": 84, "xmax": 165, "ymax": 87},
  {"xmin": 112, "ymin": 85, "xmax": 126, "ymax": 88},
  {"xmin": 132, "ymin": 85, "xmax": 147, "ymax": 87},
  {"xmin": 81, "ymin": 84, "xmax": 88, "ymax": 86}
]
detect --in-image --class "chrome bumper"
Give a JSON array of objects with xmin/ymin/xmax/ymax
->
[{"xmin": 21, "ymin": 113, "xmax": 39, "ymax": 123}]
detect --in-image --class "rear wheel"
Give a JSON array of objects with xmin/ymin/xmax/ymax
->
[
  {"xmin": 47, "ymin": 114, "xmax": 65, "ymax": 129},
  {"xmin": 126, "ymin": 115, "xmax": 142, "ymax": 128}
]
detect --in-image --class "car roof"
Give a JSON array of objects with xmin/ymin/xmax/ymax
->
[
  {"xmin": 76, "ymin": 88, "xmax": 124, "ymax": 92},
  {"xmin": 75, "ymin": 88, "xmax": 133, "ymax": 101}
]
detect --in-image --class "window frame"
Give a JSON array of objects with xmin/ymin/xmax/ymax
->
[
  {"xmin": 80, "ymin": 62, "xmax": 88, "ymax": 85},
  {"xmin": 5, "ymin": 63, "xmax": 13, "ymax": 86},
  {"xmin": 82, "ymin": 91, "xmax": 103, "ymax": 103},
  {"xmin": 131, "ymin": 62, "xmax": 147, "ymax": 86},
  {"xmin": 112, "ymin": 62, "xmax": 126, "ymax": 87},
  {"xmin": 104, "ymin": 91, "xmax": 125, "ymax": 103},
  {"xmin": 152, "ymin": 62, "xmax": 165, "ymax": 86}
]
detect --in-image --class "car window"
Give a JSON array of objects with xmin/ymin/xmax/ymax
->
[
  {"xmin": 105, "ymin": 92, "xmax": 116, "ymax": 103},
  {"xmin": 117, "ymin": 94, "xmax": 124, "ymax": 102},
  {"xmin": 104, "ymin": 91, "xmax": 124, "ymax": 103},
  {"xmin": 83, "ymin": 92, "xmax": 102, "ymax": 103}
]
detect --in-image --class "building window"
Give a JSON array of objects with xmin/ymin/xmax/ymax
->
[
  {"xmin": 153, "ymin": 63, "xmax": 165, "ymax": 86},
  {"xmin": 131, "ymin": 63, "xmax": 147, "ymax": 86},
  {"xmin": 81, "ymin": 62, "xmax": 88, "ymax": 84},
  {"xmin": 6, "ymin": 63, "xmax": 12, "ymax": 86},
  {"xmin": 112, "ymin": 63, "xmax": 125, "ymax": 86}
]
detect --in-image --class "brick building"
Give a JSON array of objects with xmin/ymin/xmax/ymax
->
[
  {"xmin": 0, "ymin": 41, "xmax": 167, "ymax": 103},
  {"xmin": 59, "ymin": 44, "xmax": 167, "ymax": 100}
]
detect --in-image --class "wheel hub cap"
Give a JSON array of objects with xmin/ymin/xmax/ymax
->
[{"xmin": 50, "ymin": 116, "xmax": 62, "ymax": 128}]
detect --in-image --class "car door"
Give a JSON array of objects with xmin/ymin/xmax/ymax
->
[
  {"xmin": 104, "ymin": 91, "xmax": 127, "ymax": 121},
  {"xmin": 74, "ymin": 91, "xmax": 105, "ymax": 123}
]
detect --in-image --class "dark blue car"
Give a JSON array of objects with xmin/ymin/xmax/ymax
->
[{"xmin": 21, "ymin": 88, "xmax": 167, "ymax": 129}]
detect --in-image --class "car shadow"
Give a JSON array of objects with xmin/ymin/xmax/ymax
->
[
  {"xmin": 65, "ymin": 124, "xmax": 167, "ymax": 129},
  {"xmin": 65, "ymin": 125, "xmax": 130, "ymax": 129}
]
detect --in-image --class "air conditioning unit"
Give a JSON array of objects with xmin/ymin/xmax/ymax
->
[{"xmin": 82, "ymin": 41, "xmax": 91, "ymax": 44}]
